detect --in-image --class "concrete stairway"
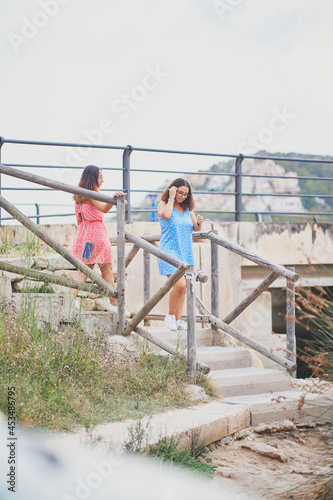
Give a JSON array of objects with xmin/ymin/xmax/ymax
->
[{"xmin": 139, "ymin": 326, "xmax": 333, "ymax": 426}]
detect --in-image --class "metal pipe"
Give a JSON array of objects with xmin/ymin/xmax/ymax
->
[
  {"xmin": 235, "ymin": 154, "xmax": 243, "ymax": 222},
  {"xmin": 123, "ymin": 145, "xmax": 132, "ymax": 222}
]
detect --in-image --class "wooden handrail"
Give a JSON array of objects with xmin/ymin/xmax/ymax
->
[
  {"xmin": 0, "ymin": 163, "xmax": 125, "ymax": 206},
  {"xmin": 207, "ymin": 231, "xmax": 299, "ymax": 282},
  {"xmin": 124, "ymin": 231, "xmax": 208, "ymax": 283}
]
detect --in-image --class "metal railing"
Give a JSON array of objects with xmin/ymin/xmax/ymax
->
[{"xmin": 0, "ymin": 137, "xmax": 332, "ymax": 225}]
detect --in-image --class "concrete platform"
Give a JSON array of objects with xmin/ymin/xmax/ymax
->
[
  {"xmin": 224, "ymin": 390, "xmax": 333, "ymax": 426},
  {"xmin": 209, "ymin": 367, "xmax": 293, "ymax": 397},
  {"xmin": 44, "ymin": 401, "xmax": 250, "ymax": 452}
]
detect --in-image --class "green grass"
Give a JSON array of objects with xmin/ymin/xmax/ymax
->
[
  {"xmin": 0, "ymin": 302, "xmax": 216, "ymax": 432},
  {"xmin": 123, "ymin": 420, "xmax": 216, "ymax": 477}
]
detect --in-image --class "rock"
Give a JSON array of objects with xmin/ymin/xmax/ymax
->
[
  {"xmin": 81, "ymin": 298, "xmax": 95, "ymax": 311},
  {"xmin": 215, "ymin": 467, "xmax": 233, "ymax": 478},
  {"xmin": 241, "ymin": 442, "xmax": 288, "ymax": 462},
  {"xmin": 13, "ymin": 280, "xmax": 45, "ymax": 292},
  {"xmin": 220, "ymin": 436, "xmax": 232, "ymax": 445},
  {"xmin": 233, "ymin": 428, "xmax": 253, "ymax": 441},
  {"xmin": 95, "ymin": 298, "xmax": 116, "ymax": 312},
  {"xmin": 106, "ymin": 335, "xmax": 137, "ymax": 362},
  {"xmin": 254, "ymin": 420, "xmax": 296, "ymax": 434},
  {"xmin": 184, "ymin": 384, "xmax": 208, "ymax": 402},
  {"xmin": 45, "ymin": 254, "xmax": 75, "ymax": 271}
]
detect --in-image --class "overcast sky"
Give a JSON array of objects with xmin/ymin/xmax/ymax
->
[{"xmin": 1, "ymin": 0, "xmax": 332, "ymax": 221}]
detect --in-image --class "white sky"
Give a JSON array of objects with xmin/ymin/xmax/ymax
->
[{"xmin": 1, "ymin": 0, "xmax": 332, "ymax": 222}]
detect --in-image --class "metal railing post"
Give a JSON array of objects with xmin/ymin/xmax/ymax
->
[
  {"xmin": 286, "ymin": 266, "xmax": 297, "ymax": 377},
  {"xmin": 35, "ymin": 203, "xmax": 40, "ymax": 225},
  {"xmin": 0, "ymin": 137, "xmax": 4, "ymax": 227},
  {"xmin": 235, "ymin": 154, "xmax": 243, "ymax": 221},
  {"xmin": 117, "ymin": 194, "xmax": 126, "ymax": 334},
  {"xmin": 122, "ymin": 145, "xmax": 132, "ymax": 223},
  {"xmin": 186, "ymin": 265, "xmax": 196, "ymax": 383}
]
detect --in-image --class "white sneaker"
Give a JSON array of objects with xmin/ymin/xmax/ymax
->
[
  {"xmin": 104, "ymin": 303, "xmax": 131, "ymax": 318},
  {"xmin": 104, "ymin": 302, "xmax": 118, "ymax": 313},
  {"xmin": 165, "ymin": 314, "xmax": 177, "ymax": 331},
  {"xmin": 177, "ymin": 319, "xmax": 187, "ymax": 330}
]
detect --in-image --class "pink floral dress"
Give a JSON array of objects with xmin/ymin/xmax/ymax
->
[{"xmin": 71, "ymin": 203, "xmax": 112, "ymax": 265}]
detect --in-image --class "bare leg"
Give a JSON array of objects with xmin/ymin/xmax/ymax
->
[
  {"xmin": 70, "ymin": 265, "xmax": 93, "ymax": 299},
  {"xmin": 168, "ymin": 275, "xmax": 186, "ymax": 320},
  {"xmin": 99, "ymin": 262, "xmax": 117, "ymax": 306}
]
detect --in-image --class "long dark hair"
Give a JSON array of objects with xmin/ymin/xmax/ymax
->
[
  {"xmin": 161, "ymin": 178, "xmax": 195, "ymax": 210},
  {"xmin": 73, "ymin": 165, "xmax": 100, "ymax": 204}
]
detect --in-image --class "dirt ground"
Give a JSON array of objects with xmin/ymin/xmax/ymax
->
[{"xmin": 207, "ymin": 423, "xmax": 333, "ymax": 500}]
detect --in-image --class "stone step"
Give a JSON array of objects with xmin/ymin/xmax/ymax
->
[
  {"xmin": 223, "ymin": 390, "xmax": 333, "ymax": 426},
  {"xmin": 135, "ymin": 327, "xmax": 213, "ymax": 350},
  {"xmin": 209, "ymin": 367, "xmax": 293, "ymax": 398},
  {"xmin": 196, "ymin": 346, "xmax": 254, "ymax": 370}
]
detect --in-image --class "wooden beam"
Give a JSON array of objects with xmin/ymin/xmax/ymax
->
[
  {"xmin": 207, "ymin": 231, "xmax": 299, "ymax": 282},
  {"xmin": 0, "ymin": 260, "xmax": 109, "ymax": 295},
  {"xmin": 196, "ymin": 298, "xmax": 296, "ymax": 372},
  {"xmin": 0, "ymin": 163, "xmax": 123, "ymax": 205},
  {"xmin": 223, "ymin": 272, "xmax": 279, "ymax": 324},
  {"xmin": 125, "ymin": 244, "xmax": 140, "ymax": 268},
  {"xmin": 122, "ymin": 265, "xmax": 187, "ymax": 336},
  {"xmin": 124, "ymin": 231, "xmax": 208, "ymax": 283},
  {"xmin": 134, "ymin": 325, "xmax": 210, "ymax": 374}
]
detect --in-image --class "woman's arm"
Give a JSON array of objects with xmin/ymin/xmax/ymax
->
[
  {"xmin": 158, "ymin": 186, "xmax": 177, "ymax": 220},
  {"xmin": 90, "ymin": 192, "xmax": 125, "ymax": 213},
  {"xmin": 158, "ymin": 200, "xmax": 174, "ymax": 220},
  {"xmin": 191, "ymin": 211, "xmax": 203, "ymax": 232}
]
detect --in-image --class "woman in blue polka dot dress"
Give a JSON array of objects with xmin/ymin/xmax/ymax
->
[{"xmin": 158, "ymin": 178, "xmax": 203, "ymax": 331}]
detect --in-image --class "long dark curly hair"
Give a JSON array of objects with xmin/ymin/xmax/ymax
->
[
  {"xmin": 73, "ymin": 165, "xmax": 100, "ymax": 204},
  {"xmin": 160, "ymin": 178, "xmax": 195, "ymax": 210}
]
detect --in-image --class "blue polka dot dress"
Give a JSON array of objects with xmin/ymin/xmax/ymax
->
[{"xmin": 158, "ymin": 208, "xmax": 195, "ymax": 275}]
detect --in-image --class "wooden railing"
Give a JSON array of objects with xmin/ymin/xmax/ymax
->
[{"xmin": 0, "ymin": 162, "xmax": 299, "ymax": 383}]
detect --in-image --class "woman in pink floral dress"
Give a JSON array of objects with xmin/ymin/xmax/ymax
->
[{"xmin": 70, "ymin": 164, "xmax": 124, "ymax": 312}]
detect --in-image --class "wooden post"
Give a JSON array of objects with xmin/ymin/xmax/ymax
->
[
  {"xmin": 211, "ymin": 230, "xmax": 219, "ymax": 335},
  {"xmin": 186, "ymin": 265, "xmax": 196, "ymax": 384},
  {"xmin": 286, "ymin": 266, "xmax": 297, "ymax": 378},
  {"xmin": 143, "ymin": 249, "xmax": 151, "ymax": 303},
  {"xmin": 0, "ymin": 195, "xmax": 116, "ymax": 297},
  {"xmin": 122, "ymin": 265, "xmax": 186, "ymax": 336},
  {"xmin": 117, "ymin": 195, "xmax": 126, "ymax": 334}
]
